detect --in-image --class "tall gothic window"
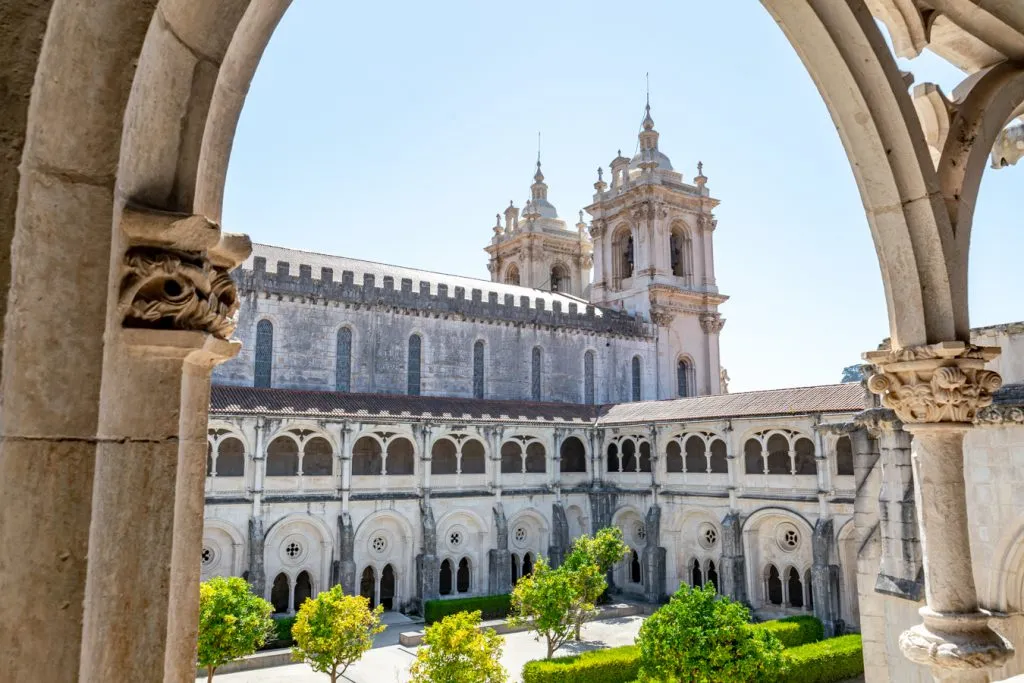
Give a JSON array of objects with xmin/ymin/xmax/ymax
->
[
  {"xmin": 584, "ymin": 350, "xmax": 595, "ymax": 405},
  {"xmin": 254, "ymin": 320, "xmax": 273, "ymax": 388},
  {"xmin": 670, "ymin": 225, "xmax": 694, "ymax": 282},
  {"xmin": 550, "ymin": 264, "xmax": 569, "ymax": 293},
  {"xmin": 473, "ymin": 340, "xmax": 485, "ymax": 399},
  {"xmin": 631, "ymin": 356, "xmax": 642, "ymax": 401},
  {"xmin": 677, "ymin": 358, "xmax": 695, "ymax": 398},
  {"xmin": 336, "ymin": 327, "xmax": 352, "ymax": 392},
  {"xmin": 504, "ymin": 264, "xmax": 520, "ymax": 286},
  {"xmin": 408, "ymin": 334, "xmax": 422, "ymax": 396},
  {"xmin": 531, "ymin": 347, "xmax": 542, "ymax": 401}
]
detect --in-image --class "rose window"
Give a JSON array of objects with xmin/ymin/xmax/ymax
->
[
  {"xmin": 635, "ymin": 522, "xmax": 646, "ymax": 542},
  {"xmin": 513, "ymin": 527, "xmax": 528, "ymax": 544},
  {"xmin": 371, "ymin": 535, "xmax": 388, "ymax": 554},
  {"xmin": 699, "ymin": 524, "xmax": 718, "ymax": 550},
  {"xmin": 783, "ymin": 530, "xmax": 799, "ymax": 549},
  {"xmin": 285, "ymin": 541, "xmax": 302, "ymax": 558},
  {"xmin": 776, "ymin": 523, "xmax": 801, "ymax": 552},
  {"xmin": 449, "ymin": 531, "xmax": 463, "ymax": 547},
  {"xmin": 201, "ymin": 546, "xmax": 214, "ymax": 566}
]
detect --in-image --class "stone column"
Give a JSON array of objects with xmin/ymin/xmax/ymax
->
[
  {"xmin": 488, "ymin": 502, "xmax": 512, "ymax": 594},
  {"xmin": 551, "ymin": 428, "xmax": 563, "ymax": 491},
  {"xmin": 720, "ymin": 511, "xmax": 747, "ymax": 604},
  {"xmin": 864, "ymin": 342, "xmax": 1012, "ymax": 676},
  {"xmin": 251, "ymin": 417, "xmax": 266, "ymax": 519},
  {"xmin": 340, "ymin": 422, "xmax": 352, "ymax": 512},
  {"xmin": 248, "ymin": 518, "xmax": 266, "ymax": 599}
]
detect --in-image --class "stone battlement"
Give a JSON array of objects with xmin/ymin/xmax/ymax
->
[{"xmin": 235, "ymin": 258, "xmax": 655, "ymax": 338}]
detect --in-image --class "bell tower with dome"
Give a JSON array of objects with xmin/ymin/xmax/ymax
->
[
  {"xmin": 584, "ymin": 100, "xmax": 728, "ymax": 398},
  {"xmin": 485, "ymin": 157, "xmax": 593, "ymax": 296}
]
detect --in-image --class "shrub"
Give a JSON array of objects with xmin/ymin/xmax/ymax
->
[
  {"xmin": 755, "ymin": 615, "xmax": 824, "ymax": 649},
  {"xmin": 410, "ymin": 610, "xmax": 507, "ymax": 683},
  {"xmin": 636, "ymin": 584, "xmax": 786, "ymax": 682},
  {"xmin": 197, "ymin": 576, "xmax": 276, "ymax": 682},
  {"xmin": 521, "ymin": 645, "xmax": 640, "ymax": 683},
  {"xmin": 270, "ymin": 616, "xmax": 296, "ymax": 645},
  {"xmin": 779, "ymin": 635, "xmax": 863, "ymax": 683},
  {"xmin": 291, "ymin": 585, "xmax": 385, "ymax": 683},
  {"xmin": 424, "ymin": 594, "xmax": 512, "ymax": 624}
]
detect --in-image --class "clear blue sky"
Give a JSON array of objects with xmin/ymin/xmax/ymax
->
[{"xmin": 223, "ymin": 0, "xmax": 1021, "ymax": 394}]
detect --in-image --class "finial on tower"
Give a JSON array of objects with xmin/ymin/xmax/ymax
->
[
  {"xmin": 642, "ymin": 72, "xmax": 655, "ymax": 131},
  {"xmin": 695, "ymin": 160, "xmax": 708, "ymax": 188}
]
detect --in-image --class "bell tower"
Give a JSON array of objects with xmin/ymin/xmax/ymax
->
[
  {"xmin": 485, "ymin": 154, "xmax": 593, "ymax": 296},
  {"xmin": 585, "ymin": 101, "xmax": 728, "ymax": 397}
]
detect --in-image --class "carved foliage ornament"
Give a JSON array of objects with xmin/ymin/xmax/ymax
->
[
  {"xmin": 700, "ymin": 313, "xmax": 725, "ymax": 335},
  {"xmin": 863, "ymin": 343, "xmax": 1001, "ymax": 424},
  {"xmin": 120, "ymin": 247, "xmax": 240, "ymax": 340}
]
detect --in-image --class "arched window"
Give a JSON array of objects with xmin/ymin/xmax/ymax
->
[
  {"xmin": 685, "ymin": 437, "xmax": 708, "ymax": 473},
  {"xmin": 504, "ymin": 264, "xmax": 520, "ymax": 286},
  {"xmin": 531, "ymin": 347, "xmax": 542, "ymax": 401},
  {"xmin": 431, "ymin": 439, "xmax": 458, "ymax": 475},
  {"xmin": 385, "ymin": 438, "xmax": 415, "ymax": 475},
  {"xmin": 381, "ymin": 565, "xmax": 396, "ymax": 611},
  {"xmin": 294, "ymin": 571, "xmax": 312, "ymax": 610},
  {"xmin": 630, "ymin": 550, "xmax": 641, "ymax": 584},
  {"xmin": 511, "ymin": 554, "xmax": 520, "ymax": 584},
  {"xmin": 560, "ymin": 437, "xmax": 587, "ymax": 473},
  {"xmin": 360, "ymin": 566, "xmax": 376, "ymax": 608},
  {"xmin": 677, "ymin": 358, "xmax": 696, "ymax": 398},
  {"xmin": 709, "ymin": 439, "xmax": 728, "ymax": 474},
  {"xmin": 439, "ymin": 559, "xmax": 453, "ymax": 596},
  {"xmin": 525, "ymin": 443, "xmax": 546, "ymax": 473},
  {"xmin": 217, "ymin": 437, "xmax": 245, "ymax": 477},
  {"xmin": 584, "ymin": 350, "xmax": 595, "ymax": 405},
  {"xmin": 271, "ymin": 573, "xmax": 290, "ymax": 614},
  {"xmin": 631, "ymin": 356, "xmax": 642, "ymax": 401},
  {"xmin": 621, "ymin": 440, "xmax": 637, "ymax": 472},
  {"xmin": 744, "ymin": 439, "xmax": 765, "ymax": 474},
  {"xmin": 788, "ymin": 567, "xmax": 804, "ymax": 608},
  {"xmin": 794, "ymin": 438, "xmax": 817, "ymax": 475},
  {"xmin": 550, "ymin": 263, "xmax": 569, "ymax": 293},
  {"xmin": 613, "ymin": 227, "xmax": 634, "ymax": 287},
  {"xmin": 606, "ymin": 443, "xmax": 620, "ymax": 473},
  {"xmin": 522, "ymin": 553, "xmax": 534, "ymax": 578},
  {"xmin": 707, "ymin": 561, "xmax": 719, "ymax": 592},
  {"xmin": 500, "ymin": 442, "xmax": 522, "ymax": 474},
  {"xmin": 457, "ymin": 558, "xmax": 471, "ymax": 593},
  {"xmin": 670, "ymin": 226, "xmax": 693, "ymax": 280},
  {"xmin": 408, "ymin": 334, "xmax": 422, "ymax": 396},
  {"xmin": 303, "ymin": 437, "xmax": 333, "ymax": 476},
  {"xmin": 352, "ymin": 436, "xmax": 383, "ymax": 476},
  {"xmin": 767, "ymin": 565, "xmax": 783, "ymax": 605},
  {"xmin": 336, "ymin": 327, "xmax": 352, "ymax": 392},
  {"xmin": 666, "ymin": 441, "xmax": 683, "ymax": 473},
  {"xmin": 254, "ymin": 320, "xmax": 273, "ymax": 388},
  {"xmin": 836, "ymin": 436, "xmax": 854, "ymax": 476},
  {"xmin": 691, "ymin": 559, "xmax": 703, "ymax": 587},
  {"xmin": 461, "ymin": 439, "xmax": 486, "ymax": 474},
  {"xmin": 766, "ymin": 434, "xmax": 791, "ymax": 474},
  {"xmin": 473, "ymin": 340, "xmax": 485, "ymax": 399},
  {"xmin": 266, "ymin": 437, "xmax": 299, "ymax": 476},
  {"xmin": 639, "ymin": 442, "xmax": 652, "ymax": 473}
]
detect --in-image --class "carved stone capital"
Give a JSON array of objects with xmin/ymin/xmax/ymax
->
[
  {"xmin": 649, "ymin": 304, "xmax": 674, "ymax": 327},
  {"xmin": 588, "ymin": 219, "xmax": 606, "ymax": 239},
  {"xmin": 863, "ymin": 342, "xmax": 1001, "ymax": 424},
  {"xmin": 700, "ymin": 313, "xmax": 725, "ymax": 335},
  {"xmin": 119, "ymin": 247, "xmax": 241, "ymax": 340},
  {"xmin": 698, "ymin": 213, "xmax": 718, "ymax": 232},
  {"xmin": 900, "ymin": 610, "xmax": 1013, "ymax": 672}
]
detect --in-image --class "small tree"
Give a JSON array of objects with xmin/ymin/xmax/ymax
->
[
  {"xmin": 409, "ymin": 610, "xmax": 507, "ymax": 683},
  {"xmin": 562, "ymin": 527, "xmax": 630, "ymax": 639},
  {"xmin": 291, "ymin": 585, "xmax": 385, "ymax": 682},
  {"xmin": 509, "ymin": 558, "xmax": 585, "ymax": 659},
  {"xmin": 197, "ymin": 576, "xmax": 275, "ymax": 682},
  {"xmin": 636, "ymin": 584, "xmax": 786, "ymax": 682}
]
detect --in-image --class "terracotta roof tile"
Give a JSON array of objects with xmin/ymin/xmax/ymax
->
[{"xmin": 210, "ymin": 383, "xmax": 867, "ymax": 425}]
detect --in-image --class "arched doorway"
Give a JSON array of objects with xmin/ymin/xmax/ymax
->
[
  {"xmin": 271, "ymin": 573, "xmax": 290, "ymax": 614},
  {"xmin": 360, "ymin": 566, "xmax": 376, "ymax": 608},
  {"xmin": 381, "ymin": 564, "xmax": 396, "ymax": 611},
  {"xmin": 457, "ymin": 558, "xmax": 470, "ymax": 594},
  {"xmin": 788, "ymin": 567, "xmax": 804, "ymax": 608},
  {"xmin": 767, "ymin": 565, "xmax": 783, "ymax": 606},
  {"xmin": 294, "ymin": 571, "xmax": 312, "ymax": 610},
  {"xmin": 439, "ymin": 559, "xmax": 453, "ymax": 595}
]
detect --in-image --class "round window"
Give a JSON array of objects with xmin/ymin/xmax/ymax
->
[
  {"xmin": 370, "ymin": 534, "xmax": 388, "ymax": 555},
  {"xmin": 776, "ymin": 523, "xmax": 801, "ymax": 552},
  {"xmin": 698, "ymin": 523, "xmax": 718, "ymax": 550},
  {"xmin": 449, "ymin": 530, "xmax": 463, "ymax": 547},
  {"xmin": 512, "ymin": 526, "xmax": 528, "ymax": 548},
  {"xmin": 201, "ymin": 546, "xmax": 215, "ymax": 567},
  {"xmin": 635, "ymin": 522, "xmax": 647, "ymax": 543},
  {"xmin": 281, "ymin": 536, "xmax": 306, "ymax": 564}
]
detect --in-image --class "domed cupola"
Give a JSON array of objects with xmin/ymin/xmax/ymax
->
[
  {"xmin": 630, "ymin": 99, "xmax": 673, "ymax": 172},
  {"xmin": 528, "ymin": 158, "xmax": 558, "ymax": 219}
]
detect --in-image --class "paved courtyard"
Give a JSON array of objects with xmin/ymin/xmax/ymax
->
[{"xmin": 200, "ymin": 614, "xmax": 645, "ymax": 683}]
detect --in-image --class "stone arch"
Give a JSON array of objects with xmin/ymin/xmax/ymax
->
[
  {"xmin": 351, "ymin": 434, "xmax": 384, "ymax": 476},
  {"xmin": 504, "ymin": 263, "xmax": 521, "ymax": 286},
  {"xmin": 669, "ymin": 221, "xmax": 694, "ymax": 280},
  {"xmin": 500, "ymin": 440, "xmax": 524, "ymax": 474},
  {"xmin": 385, "ymin": 437, "xmax": 415, "ymax": 476},
  {"xmin": 430, "ymin": 437, "xmax": 459, "ymax": 476},
  {"xmin": 611, "ymin": 223, "xmax": 634, "ymax": 287},
  {"xmin": 215, "ymin": 437, "xmax": 245, "ymax": 477},
  {"xmin": 264, "ymin": 513, "xmax": 333, "ymax": 607},
  {"xmin": 987, "ymin": 523, "xmax": 1024, "ymax": 613},
  {"xmin": 835, "ymin": 435, "xmax": 854, "ymax": 476},
  {"xmin": 507, "ymin": 507, "xmax": 549, "ymax": 561},
  {"xmin": 667, "ymin": 508, "xmax": 723, "ymax": 591},
  {"xmin": 560, "ymin": 436, "xmax": 588, "ymax": 473},
  {"xmin": 676, "ymin": 355, "xmax": 696, "ymax": 398},
  {"xmin": 549, "ymin": 260, "xmax": 571, "ymax": 294},
  {"xmin": 460, "ymin": 438, "xmax": 487, "ymax": 475},
  {"xmin": 266, "ymin": 434, "xmax": 300, "ymax": 477},
  {"xmin": 742, "ymin": 507, "xmax": 815, "ymax": 610},
  {"xmin": 201, "ymin": 519, "xmax": 246, "ymax": 580},
  {"xmin": 684, "ymin": 434, "xmax": 708, "ymax": 473}
]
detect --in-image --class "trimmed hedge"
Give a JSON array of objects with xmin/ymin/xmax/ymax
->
[
  {"xmin": 423, "ymin": 593, "xmax": 511, "ymax": 624},
  {"xmin": 779, "ymin": 634, "xmax": 864, "ymax": 683},
  {"xmin": 521, "ymin": 645, "xmax": 640, "ymax": 683},
  {"xmin": 755, "ymin": 615, "xmax": 824, "ymax": 648},
  {"xmin": 259, "ymin": 616, "xmax": 296, "ymax": 650}
]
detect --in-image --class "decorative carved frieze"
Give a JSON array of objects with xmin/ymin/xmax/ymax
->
[
  {"xmin": 976, "ymin": 405, "xmax": 1024, "ymax": 425},
  {"xmin": 700, "ymin": 313, "xmax": 725, "ymax": 335},
  {"xmin": 863, "ymin": 342, "xmax": 1002, "ymax": 424},
  {"xmin": 119, "ymin": 247, "xmax": 240, "ymax": 340}
]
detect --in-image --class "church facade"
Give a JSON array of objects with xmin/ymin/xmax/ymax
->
[{"xmin": 202, "ymin": 106, "xmax": 1024, "ymax": 682}]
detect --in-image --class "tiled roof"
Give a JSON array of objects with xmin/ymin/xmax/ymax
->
[{"xmin": 210, "ymin": 383, "xmax": 867, "ymax": 425}]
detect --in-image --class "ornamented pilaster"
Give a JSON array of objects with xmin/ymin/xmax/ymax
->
[{"xmin": 864, "ymin": 342, "xmax": 1013, "ymax": 673}]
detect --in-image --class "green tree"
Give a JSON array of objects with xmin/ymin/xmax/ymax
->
[
  {"xmin": 409, "ymin": 610, "xmax": 507, "ymax": 683},
  {"xmin": 197, "ymin": 576, "xmax": 276, "ymax": 682},
  {"xmin": 291, "ymin": 585, "xmax": 385, "ymax": 682},
  {"xmin": 636, "ymin": 584, "xmax": 786, "ymax": 683},
  {"xmin": 562, "ymin": 527, "xmax": 630, "ymax": 639},
  {"xmin": 509, "ymin": 558, "xmax": 587, "ymax": 659}
]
